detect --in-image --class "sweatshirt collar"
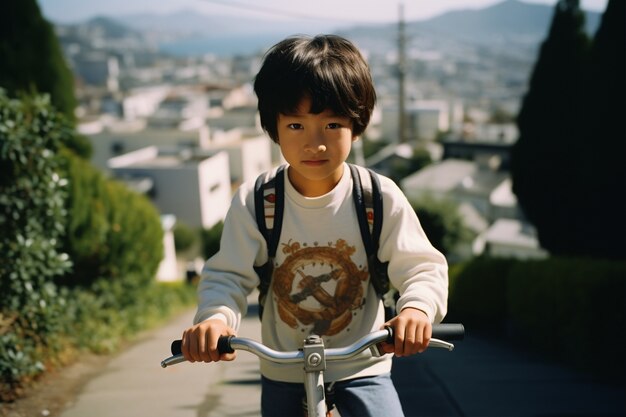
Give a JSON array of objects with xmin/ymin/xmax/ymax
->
[{"xmin": 284, "ymin": 163, "xmax": 351, "ymax": 209}]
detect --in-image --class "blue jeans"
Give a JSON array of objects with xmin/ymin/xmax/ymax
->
[{"xmin": 261, "ymin": 373, "xmax": 405, "ymax": 417}]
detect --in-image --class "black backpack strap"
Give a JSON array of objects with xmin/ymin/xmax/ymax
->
[
  {"xmin": 349, "ymin": 164, "xmax": 394, "ymax": 320},
  {"xmin": 253, "ymin": 165, "xmax": 286, "ymax": 318},
  {"xmin": 349, "ymin": 164, "xmax": 375, "ymax": 258}
]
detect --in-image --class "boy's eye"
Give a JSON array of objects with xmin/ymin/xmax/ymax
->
[
  {"xmin": 327, "ymin": 123, "xmax": 341, "ymax": 129},
  {"xmin": 287, "ymin": 123, "xmax": 303, "ymax": 130}
]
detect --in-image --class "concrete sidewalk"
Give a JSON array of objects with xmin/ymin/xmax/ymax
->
[
  {"xmin": 58, "ymin": 307, "xmax": 625, "ymax": 417},
  {"xmin": 59, "ymin": 309, "xmax": 262, "ymax": 417}
]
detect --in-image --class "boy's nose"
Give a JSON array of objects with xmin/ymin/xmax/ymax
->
[
  {"xmin": 304, "ymin": 135, "xmax": 327, "ymax": 153},
  {"xmin": 310, "ymin": 144, "xmax": 327, "ymax": 153}
]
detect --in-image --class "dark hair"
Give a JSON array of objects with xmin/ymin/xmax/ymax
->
[{"xmin": 254, "ymin": 34, "xmax": 377, "ymax": 143}]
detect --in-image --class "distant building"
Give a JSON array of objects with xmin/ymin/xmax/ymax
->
[
  {"xmin": 400, "ymin": 158, "xmax": 543, "ymax": 260},
  {"xmin": 441, "ymin": 122, "xmax": 518, "ymax": 170},
  {"xmin": 197, "ymin": 128, "xmax": 273, "ymax": 184},
  {"xmin": 381, "ymin": 100, "xmax": 450, "ymax": 142},
  {"xmin": 108, "ymin": 146, "xmax": 231, "ymax": 229},
  {"xmin": 473, "ymin": 219, "xmax": 548, "ymax": 260},
  {"xmin": 401, "ymin": 159, "xmax": 509, "ymax": 222},
  {"xmin": 73, "ymin": 52, "xmax": 120, "ymax": 92},
  {"xmin": 206, "ymin": 105, "xmax": 259, "ymax": 132},
  {"xmin": 122, "ymin": 85, "xmax": 171, "ymax": 120},
  {"xmin": 442, "ymin": 140, "xmax": 512, "ymax": 170},
  {"xmin": 86, "ymin": 125, "xmax": 210, "ymax": 172}
]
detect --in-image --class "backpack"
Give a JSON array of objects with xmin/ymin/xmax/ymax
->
[{"xmin": 253, "ymin": 163, "xmax": 397, "ymax": 322}]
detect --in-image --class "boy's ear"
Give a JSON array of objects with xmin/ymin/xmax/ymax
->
[{"xmin": 352, "ymin": 135, "xmax": 360, "ymax": 142}]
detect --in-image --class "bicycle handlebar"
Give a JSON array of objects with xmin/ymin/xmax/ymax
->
[{"xmin": 161, "ymin": 323, "xmax": 464, "ymax": 368}]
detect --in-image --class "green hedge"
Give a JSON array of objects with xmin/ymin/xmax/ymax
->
[
  {"xmin": 448, "ymin": 256, "xmax": 625, "ymax": 381},
  {"xmin": 59, "ymin": 149, "xmax": 163, "ymax": 288},
  {"xmin": 0, "ymin": 91, "xmax": 73, "ymax": 396},
  {"xmin": 0, "ymin": 91, "xmax": 190, "ymax": 401},
  {"xmin": 506, "ymin": 258, "xmax": 625, "ymax": 379},
  {"xmin": 200, "ymin": 221, "xmax": 224, "ymax": 260},
  {"xmin": 447, "ymin": 257, "xmax": 517, "ymax": 334}
]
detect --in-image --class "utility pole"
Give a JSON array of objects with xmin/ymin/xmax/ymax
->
[{"xmin": 397, "ymin": 3, "xmax": 408, "ymax": 144}]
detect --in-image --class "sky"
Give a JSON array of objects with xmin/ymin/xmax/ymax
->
[{"xmin": 38, "ymin": 0, "xmax": 609, "ymax": 24}]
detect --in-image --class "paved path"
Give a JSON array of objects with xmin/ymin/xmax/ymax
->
[
  {"xmin": 59, "ymin": 309, "xmax": 262, "ymax": 417},
  {"xmin": 58, "ymin": 307, "xmax": 625, "ymax": 417}
]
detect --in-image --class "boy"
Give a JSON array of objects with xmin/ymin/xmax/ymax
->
[{"xmin": 181, "ymin": 34, "xmax": 448, "ymax": 417}]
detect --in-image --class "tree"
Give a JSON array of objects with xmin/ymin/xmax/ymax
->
[
  {"xmin": 511, "ymin": 0, "xmax": 591, "ymax": 256},
  {"xmin": 574, "ymin": 0, "xmax": 625, "ymax": 259},
  {"xmin": 0, "ymin": 0, "xmax": 77, "ymax": 123},
  {"xmin": 512, "ymin": 0, "xmax": 625, "ymax": 260}
]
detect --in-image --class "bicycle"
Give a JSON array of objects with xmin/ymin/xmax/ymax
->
[{"xmin": 161, "ymin": 323, "xmax": 464, "ymax": 417}]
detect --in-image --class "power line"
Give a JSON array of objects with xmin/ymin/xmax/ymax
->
[{"xmin": 197, "ymin": 0, "xmax": 362, "ymax": 23}]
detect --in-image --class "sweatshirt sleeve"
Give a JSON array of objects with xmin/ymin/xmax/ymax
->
[
  {"xmin": 377, "ymin": 177, "xmax": 449, "ymax": 324},
  {"xmin": 193, "ymin": 182, "xmax": 267, "ymax": 331}
]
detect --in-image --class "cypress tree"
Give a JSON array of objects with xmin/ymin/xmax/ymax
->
[
  {"xmin": 511, "ymin": 0, "xmax": 590, "ymax": 255},
  {"xmin": 575, "ymin": 0, "xmax": 625, "ymax": 259},
  {"xmin": 0, "ymin": 0, "xmax": 77, "ymax": 123}
]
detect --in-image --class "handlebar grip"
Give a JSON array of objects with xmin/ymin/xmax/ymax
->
[
  {"xmin": 170, "ymin": 336, "xmax": 235, "ymax": 356},
  {"xmin": 432, "ymin": 323, "xmax": 465, "ymax": 340},
  {"xmin": 217, "ymin": 335, "xmax": 235, "ymax": 354}
]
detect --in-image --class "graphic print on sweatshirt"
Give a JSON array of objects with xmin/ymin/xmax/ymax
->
[{"xmin": 272, "ymin": 238, "xmax": 369, "ymax": 336}]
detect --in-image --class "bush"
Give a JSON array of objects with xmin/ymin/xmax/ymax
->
[
  {"xmin": 173, "ymin": 222, "xmax": 198, "ymax": 254},
  {"xmin": 58, "ymin": 150, "xmax": 163, "ymax": 288},
  {"xmin": 0, "ymin": 91, "xmax": 172, "ymax": 401},
  {"xmin": 0, "ymin": 91, "xmax": 72, "ymax": 399},
  {"xmin": 447, "ymin": 257, "xmax": 517, "ymax": 334},
  {"xmin": 409, "ymin": 196, "xmax": 472, "ymax": 256},
  {"xmin": 448, "ymin": 256, "xmax": 625, "ymax": 381},
  {"xmin": 200, "ymin": 221, "xmax": 224, "ymax": 260},
  {"xmin": 506, "ymin": 258, "xmax": 625, "ymax": 380}
]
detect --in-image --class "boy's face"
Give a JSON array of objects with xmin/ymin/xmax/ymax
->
[{"xmin": 277, "ymin": 96, "xmax": 356, "ymax": 197}]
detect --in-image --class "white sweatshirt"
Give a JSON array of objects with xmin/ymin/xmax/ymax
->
[{"xmin": 194, "ymin": 163, "xmax": 448, "ymax": 383}]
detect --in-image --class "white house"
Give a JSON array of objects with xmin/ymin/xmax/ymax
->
[
  {"xmin": 204, "ymin": 128, "xmax": 273, "ymax": 184},
  {"xmin": 108, "ymin": 146, "xmax": 231, "ymax": 229},
  {"xmin": 122, "ymin": 85, "xmax": 171, "ymax": 120},
  {"xmin": 473, "ymin": 219, "xmax": 548, "ymax": 260},
  {"xmin": 381, "ymin": 100, "xmax": 450, "ymax": 142},
  {"xmin": 400, "ymin": 159, "xmax": 509, "ymax": 222},
  {"xmin": 400, "ymin": 159, "xmax": 544, "ymax": 260},
  {"xmin": 87, "ymin": 125, "xmax": 210, "ymax": 172}
]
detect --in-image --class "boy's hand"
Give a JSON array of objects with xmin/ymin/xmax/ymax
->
[
  {"xmin": 181, "ymin": 319, "xmax": 237, "ymax": 363},
  {"xmin": 380, "ymin": 308, "xmax": 431, "ymax": 357}
]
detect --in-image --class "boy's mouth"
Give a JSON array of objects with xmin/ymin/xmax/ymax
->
[{"xmin": 302, "ymin": 159, "xmax": 328, "ymax": 166}]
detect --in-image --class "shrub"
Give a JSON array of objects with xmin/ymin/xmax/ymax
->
[
  {"xmin": 58, "ymin": 150, "xmax": 163, "ymax": 289},
  {"xmin": 448, "ymin": 256, "xmax": 625, "ymax": 381},
  {"xmin": 200, "ymin": 221, "xmax": 224, "ymax": 260},
  {"xmin": 447, "ymin": 257, "xmax": 517, "ymax": 334},
  {"xmin": 173, "ymin": 222, "xmax": 198, "ymax": 254},
  {"xmin": 506, "ymin": 257, "xmax": 625, "ymax": 380},
  {"xmin": 0, "ymin": 91, "xmax": 72, "ymax": 398},
  {"xmin": 409, "ymin": 196, "xmax": 472, "ymax": 256},
  {"xmin": 0, "ymin": 91, "xmax": 169, "ymax": 400}
]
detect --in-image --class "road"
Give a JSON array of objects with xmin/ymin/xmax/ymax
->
[{"xmin": 58, "ymin": 307, "xmax": 625, "ymax": 417}]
